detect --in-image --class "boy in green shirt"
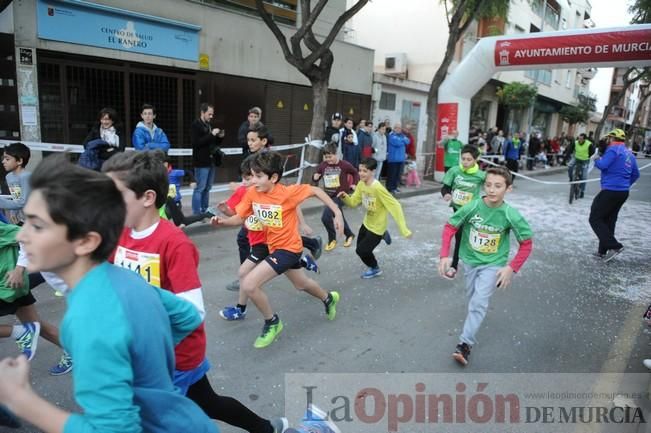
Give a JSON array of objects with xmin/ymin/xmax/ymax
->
[
  {"xmin": 441, "ymin": 145, "xmax": 486, "ymax": 279},
  {"xmin": 339, "ymin": 158, "xmax": 411, "ymax": 279},
  {"xmin": 443, "ymin": 130, "xmax": 463, "ymax": 172},
  {"xmin": 438, "ymin": 166, "xmax": 533, "ymax": 366}
]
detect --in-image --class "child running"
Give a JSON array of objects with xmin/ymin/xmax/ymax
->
[
  {"xmin": 338, "ymin": 158, "xmax": 411, "ymax": 279},
  {"xmin": 163, "ymin": 156, "xmax": 215, "ymax": 228},
  {"xmin": 438, "ymin": 166, "xmax": 533, "ymax": 366},
  {"xmin": 440, "ymin": 145, "xmax": 486, "ymax": 279},
  {"xmin": 0, "ymin": 154, "xmax": 217, "ymax": 433},
  {"xmin": 212, "ymin": 151, "xmax": 344, "ymax": 348},
  {"xmin": 103, "ymin": 150, "xmax": 288, "ymax": 433},
  {"xmin": 0, "ymin": 142, "xmax": 31, "ymax": 224},
  {"xmin": 312, "ymin": 142, "xmax": 358, "ymax": 251}
]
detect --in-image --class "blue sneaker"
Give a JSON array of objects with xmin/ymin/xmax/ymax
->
[
  {"xmin": 219, "ymin": 305, "xmax": 247, "ymax": 321},
  {"xmin": 15, "ymin": 322, "xmax": 40, "ymax": 361},
  {"xmin": 361, "ymin": 267, "xmax": 383, "ymax": 279},
  {"xmin": 301, "ymin": 254, "xmax": 319, "ymax": 273},
  {"xmin": 0, "ymin": 404, "xmax": 20, "ymax": 428},
  {"xmin": 291, "ymin": 405, "xmax": 340, "ymax": 433},
  {"xmin": 383, "ymin": 231, "xmax": 392, "ymax": 245},
  {"xmin": 49, "ymin": 351, "xmax": 73, "ymax": 376}
]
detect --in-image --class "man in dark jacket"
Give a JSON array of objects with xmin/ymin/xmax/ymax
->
[
  {"xmin": 191, "ymin": 103, "xmax": 223, "ymax": 215},
  {"xmin": 527, "ymin": 132, "xmax": 541, "ymax": 170}
]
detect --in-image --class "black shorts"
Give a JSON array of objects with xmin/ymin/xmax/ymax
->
[
  {"xmin": 247, "ymin": 243, "xmax": 270, "ymax": 264},
  {"xmin": 0, "ymin": 292, "xmax": 36, "ymax": 316},
  {"xmin": 264, "ymin": 249, "xmax": 302, "ymax": 275}
]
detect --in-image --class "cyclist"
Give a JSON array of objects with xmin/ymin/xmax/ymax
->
[{"xmin": 565, "ymin": 133, "xmax": 595, "ymax": 198}]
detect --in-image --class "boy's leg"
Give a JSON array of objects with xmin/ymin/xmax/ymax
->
[
  {"xmin": 166, "ymin": 198, "xmax": 185, "ymax": 226},
  {"xmin": 355, "ymin": 225, "xmax": 383, "ymax": 269},
  {"xmin": 16, "ymin": 305, "xmax": 60, "ymax": 347},
  {"xmin": 284, "ymin": 268, "xmax": 339, "ymax": 320},
  {"xmin": 237, "ymin": 228, "xmax": 251, "ymax": 265},
  {"xmin": 320, "ymin": 206, "xmax": 337, "ymax": 243},
  {"xmin": 220, "ymin": 255, "xmax": 264, "ymax": 321},
  {"xmin": 187, "ymin": 374, "xmax": 278, "ymax": 433},
  {"xmin": 460, "ymin": 265, "xmax": 498, "ymax": 346},
  {"xmin": 240, "ymin": 261, "xmax": 281, "ymax": 320}
]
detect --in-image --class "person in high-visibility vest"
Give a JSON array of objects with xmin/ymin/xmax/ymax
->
[{"xmin": 565, "ymin": 133, "xmax": 595, "ymax": 198}]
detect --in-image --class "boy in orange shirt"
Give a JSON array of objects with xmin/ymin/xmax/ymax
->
[{"xmin": 212, "ymin": 151, "xmax": 344, "ymax": 348}]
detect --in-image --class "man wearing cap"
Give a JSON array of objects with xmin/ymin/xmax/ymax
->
[{"xmin": 588, "ymin": 128, "xmax": 640, "ymax": 262}]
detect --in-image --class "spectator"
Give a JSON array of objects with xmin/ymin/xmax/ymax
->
[
  {"xmin": 358, "ymin": 120, "xmax": 374, "ymax": 160},
  {"xmin": 79, "ymin": 108, "xmax": 124, "ymax": 171},
  {"xmin": 132, "ymin": 104, "xmax": 170, "ymax": 152},
  {"xmin": 372, "ymin": 122, "xmax": 388, "ymax": 180},
  {"xmin": 238, "ymin": 107, "xmax": 262, "ymax": 158},
  {"xmin": 404, "ymin": 123, "xmax": 416, "ymax": 159},
  {"xmin": 191, "ymin": 103, "xmax": 224, "ymax": 215},
  {"xmin": 386, "ymin": 122, "xmax": 409, "ymax": 194},
  {"xmin": 341, "ymin": 117, "xmax": 359, "ymax": 168},
  {"xmin": 527, "ymin": 132, "xmax": 541, "ymax": 170}
]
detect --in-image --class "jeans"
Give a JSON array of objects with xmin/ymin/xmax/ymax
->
[
  {"xmin": 460, "ymin": 264, "xmax": 500, "ymax": 346},
  {"xmin": 386, "ymin": 161, "xmax": 403, "ymax": 192},
  {"xmin": 568, "ymin": 158, "xmax": 589, "ymax": 195},
  {"xmin": 589, "ymin": 190, "xmax": 629, "ymax": 255},
  {"xmin": 192, "ymin": 166, "xmax": 215, "ymax": 215},
  {"xmin": 374, "ymin": 160, "xmax": 384, "ymax": 180}
]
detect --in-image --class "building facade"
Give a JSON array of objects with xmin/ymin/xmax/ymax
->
[{"xmin": 0, "ymin": 0, "xmax": 374, "ymax": 179}]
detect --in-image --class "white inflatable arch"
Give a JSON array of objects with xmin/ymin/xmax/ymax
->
[{"xmin": 436, "ymin": 24, "xmax": 651, "ymax": 147}]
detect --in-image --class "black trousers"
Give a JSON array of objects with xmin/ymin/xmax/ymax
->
[
  {"xmin": 187, "ymin": 375, "xmax": 272, "ymax": 433},
  {"xmin": 589, "ymin": 190, "xmax": 629, "ymax": 255},
  {"xmin": 166, "ymin": 198, "xmax": 207, "ymax": 227},
  {"xmin": 386, "ymin": 162, "xmax": 402, "ymax": 192},
  {"xmin": 321, "ymin": 196, "xmax": 354, "ymax": 243},
  {"xmin": 355, "ymin": 224, "xmax": 383, "ymax": 269},
  {"xmin": 505, "ymin": 159, "xmax": 519, "ymax": 184}
]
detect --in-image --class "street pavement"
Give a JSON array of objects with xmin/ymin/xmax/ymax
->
[{"xmin": 2, "ymin": 160, "xmax": 650, "ymax": 432}]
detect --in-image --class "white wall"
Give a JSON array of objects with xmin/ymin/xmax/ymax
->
[
  {"xmin": 346, "ymin": 0, "xmax": 448, "ymax": 84},
  {"xmin": 12, "ymin": 0, "xmax": 373, "ymax": 95},
  {"xmin": 0, "ymin": 2, "xmax": 13, "ymax": 33}
]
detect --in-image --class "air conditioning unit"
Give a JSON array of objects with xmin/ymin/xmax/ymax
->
[{"xmin": 384, "ymin": 53, "xmax": 408, "ymax": 78}]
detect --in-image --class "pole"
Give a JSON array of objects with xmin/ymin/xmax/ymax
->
[{"xmin": 526, "ymin": 0, "xmax": 547, "ymax": 142}]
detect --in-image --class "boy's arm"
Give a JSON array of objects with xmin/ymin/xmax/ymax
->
[
  {"xmin": 155, "ymin": 286, "xmax": 202, "ymax": 344},
  {"xmin": 346, "ymin": 162, "xmax": 360, "ymax": 185},
  {"xmin": 296, "ymin": 206, "xmax": 313, "ymax": 235},
  {"xmin": 338, "ymin": 183, "xmax": 362, "ymax": 207},
  {"xmin": 210, "ymin": 214, "xmax": 244, "ymax": 227},
  {"xmin": 376, "ymin": 185, "xmax": 411, "ymax": 237},
  {"xmin": 0, "ymin": 174, "xmax": 30, "ymax": 210},
  {"xmin": 509, "ymin": 239, "xmax": 533, "ymax": 273}
]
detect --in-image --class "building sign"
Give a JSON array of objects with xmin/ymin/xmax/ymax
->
[
  {"xmin": 495, "ymin": 28, "xmax": 651, "ymax": 67},
  {"xmin": 199, "ymin": 53, "xmax": 210, "ymax": 70},
  {"xmin": 37, "ymin": 0, "xmax": 201, "ymax": 62},
  {"xmin": 19, "ymin": 48, "xmax": 33, "ymax": 66}
]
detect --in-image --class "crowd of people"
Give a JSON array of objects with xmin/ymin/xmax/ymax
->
[{"xmin": 0, "ymin": 100, "xmax": 642, "ymax": 432}]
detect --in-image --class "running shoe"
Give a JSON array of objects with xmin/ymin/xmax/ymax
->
[
  {"xmin": 0, "ymin": 404, "xmax": 20, "ymax": 428},
  {"xmin": 205, "ymin": 206, "xmax": 218, "ymax": 217},
  {"xmin": 301, "ymin": 255, "xmax": 319, "ymax": 274},
  {"xmin": 270, "ymin": 417, "xmax": 289, "ymax": 433},
  {"xmin": 383, "ymin": 231, "xmax": 392, "ymax": 245},
  {"xmin": 590, "ymin": 252, "xmax": 605, "ymax": 259},
  {"xmin": 225, "ymin": 279, "xmax": 240, "ymax": 291},
  {"xmin": 361, "ymin": 267, "xmax": 382, "ymax": 279},
  {"xmin": 452, "ymin": 342, "xmax": 471, "ymax": 366},
  {"xmin": 219, "ymin": 305, "xmax": 247, "ymax": 321},
  {"xmin": 603, "ymin": 247, "xmax": 624, "ymax": 263},
  {"xmin": 325, "ymin": 291, "xmax": 340, "ymax": 320},
  {"xmin": 292, "ymin": 404, "xmax": 341, "ymax": 433},
  {"xmin": 49, "ymin": 351, "xmax": 73, "ymax": 376},
  {"xmin": 325, "ymin": 240, "xmax": 337, "ymax": 252},
  {"xmin": 343, "ymin": 235, "xmax": 355, "ymax": 247},
  {"xmin": 254, "ymin": 319, "xmax": 284, "ymax": 348},
  {"xmin": 313, "ymin": 235, "xmax": 323, "ymax": 260},
  {"xmin": 15, "ymin": 322, "xmax": 40, "ymax": 361}
]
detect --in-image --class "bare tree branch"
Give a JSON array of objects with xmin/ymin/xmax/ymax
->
[
  {"xmin": 254, "ymin": 0, "xmax": 299, "ymax": 68},
  {"xmin": 295, "ymin": 0, "xmax": 328, "ymax": 42},
  {"xmin": 303, "ymin": 0, "xmax": 369, "ymax": 67}
]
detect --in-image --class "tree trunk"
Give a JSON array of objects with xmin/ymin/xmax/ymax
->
[
  {"xmin": 628, "ymin": 89, "xmax": 651, "ymax": 145},
  {"xmin": 302, "ymin": 77, "xmax": 329, "ymax": 181}
]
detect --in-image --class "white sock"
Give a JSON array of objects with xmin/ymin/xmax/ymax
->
[{"xmin": 11, "ymin": 325, "xmax": 26, "ymax": 339}]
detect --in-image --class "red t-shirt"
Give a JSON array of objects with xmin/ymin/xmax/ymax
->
[
  {"xmin": 235, "ymin": 183, "xmax": 313, "ymax": 253},
  {"xmin": 226, "ymin": 185, "xmax": 266, "ymax": 246},
  {"xmin": 110, "ymin": 220, "xmax": 206, "ymax": 371}
]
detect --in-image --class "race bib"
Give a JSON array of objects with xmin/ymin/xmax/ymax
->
[
  {"xmin": 245, "ymin": 215, "xmax": 264, "ymax": 231},
  {"xmin": 362, "ymin": 193, "xmax": 377, "ymax": 212},
  {"xmin": 253, "ymin": 203, "xmax": 283, "ymax": 228},
  {"xmin": 452, "ymin": 190, "xmax": 473, "ymax": 206},
  {"xmin": 323, "ymin": 174, "xmax": 340, "ymax": 189},
  {"xmin": 168, "ymin": 184, "xmax": 177, "ymax": 199},
  {"xmin": 114, "ymin": 246, "xmax": 161, "ymax": 287},
  {"xmin": 9, "ymin": 185, "xmax": 22, "ymax": 200},
  {"xmin": 469, "ymin": 228, "xmax": 501, "ymax": 254}
]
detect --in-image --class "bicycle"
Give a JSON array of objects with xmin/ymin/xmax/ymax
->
[{"xmin": 568, "ymin": 160, "xmax": 584, "ymax": 204}]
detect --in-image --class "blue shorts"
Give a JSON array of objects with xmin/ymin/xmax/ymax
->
[
  {"xmin": 173, "ymin": 358, "xmax": 211, "ymax": 395},
  {"xmin": 265, "ymin": 249, "xmax": 302, "ymax": 274},
  {"xmin": 248, "ymin": 243, "xmax": 270, "ymax": 264}
]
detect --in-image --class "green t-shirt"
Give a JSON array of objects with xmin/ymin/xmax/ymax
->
[
  {"xmin": 442, "ymin": 165, "xmax": 486, "ymax": 209},
  {"xmin": 443, "ymin": 138, "xmax": 463, "ymax": 168},
  {"xmin": 449, "ymin": 198, "xmax": 532, "ymax": 267}
]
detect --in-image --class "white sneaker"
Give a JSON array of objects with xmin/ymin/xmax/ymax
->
[{"xmin": 643, "ymin": 359, "xmax": 651, "ymax": 370}]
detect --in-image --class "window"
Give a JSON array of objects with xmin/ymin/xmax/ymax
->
[
  {"xmin": 194, "ymin": 0, "xmax": 297, "ymax": 25},
  {"xmin": 379, "ymin": 92, "xmax": 396, "ymax": 110},
  {"xmin": 526, "ymin": 69, "xmax": 552, "ymax": 86},
  {"xmin": 385, "ymin": 57, "xmax": 396, "ymax": 69},
  {"xmin": 566, "ymin": 70, "xmax": 572, "ymax": 88}
]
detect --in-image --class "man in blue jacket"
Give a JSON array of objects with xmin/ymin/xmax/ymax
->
[
  {"xmin": 589, "ymin": 128, "xmax": 640, "ymax": 262},
  {"xmin": 386, "ymin": 123, "xmax": 410, "ymax": 194},
  {"xmin": 503, "ymin": 131, "xmax": 523, "ymax": 184},
  {"xmin": 132, "ymin": 104, "xmax": 171, "ymax": 152}
]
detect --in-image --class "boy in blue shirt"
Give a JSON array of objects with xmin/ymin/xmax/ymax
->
[{"xmin": 0, "ymin": 155, "xmax": 217, "ymax": 433}]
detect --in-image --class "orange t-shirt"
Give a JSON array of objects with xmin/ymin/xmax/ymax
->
[{"xmin": 235, "ymin": 183, "xmax": 313, "ymax": 253}]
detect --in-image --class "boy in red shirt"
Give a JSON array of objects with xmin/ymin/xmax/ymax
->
[
  {"xmin": 212, "ymin": 151, "xmax": 345, "ymax": 348},
  {"xmin": 103, "ymin": 150, "xmax": 288, "ymax": 433}
]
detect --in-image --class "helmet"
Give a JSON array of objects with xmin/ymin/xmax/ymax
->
[{"xmin": 606, "ymin": 128, "xmax": 626, "ymax": 140}]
